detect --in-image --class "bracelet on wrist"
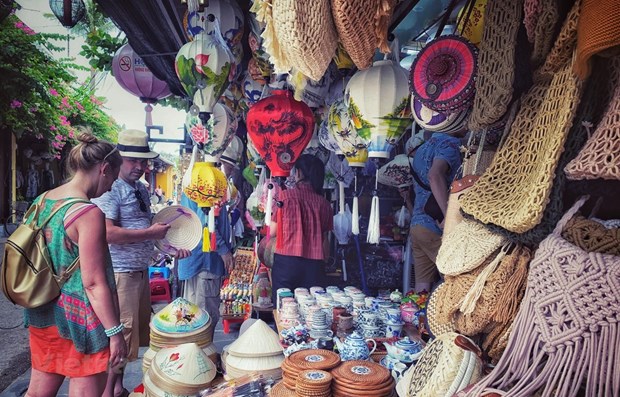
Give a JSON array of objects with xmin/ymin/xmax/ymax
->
[{"xmin": 104, "ymin": 323, "xmax": 124, "ymax": 337}]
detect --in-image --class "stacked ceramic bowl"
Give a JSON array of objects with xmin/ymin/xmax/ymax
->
[
  {"xmin": 224, "ymin": 319, "xmax": 284, "ymax": 381},
  {"xmin": 144, "ymin": 298, "xmax": 216, "ymax": 373},
  {"xmin": 279, "ymin": 300, "xmax": 301, "ymax": 330},
  {"xmin": 143, "ymin": 343, "xmax": 217, "ymax": 397},
  {"xmin": 331, "ymin": 360, "xmax": 395, "ymax": 397},
  {"xmin": 308, "ymin": 310, "xmax": 333, "ymax": 340}
]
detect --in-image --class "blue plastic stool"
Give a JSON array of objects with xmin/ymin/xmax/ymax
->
[{"xmin": 149, "ymin": 266, "xmax": 171, "ymax": 280}]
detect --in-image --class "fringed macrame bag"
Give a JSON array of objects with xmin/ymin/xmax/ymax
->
[{"xmin": 461, "ymin": 196, "xmax": 620, "ymax": 397}]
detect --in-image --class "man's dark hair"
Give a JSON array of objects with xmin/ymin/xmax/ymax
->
[{"xmin": 294, "ymin": 154, "xmax": 325, "ymax": 195}]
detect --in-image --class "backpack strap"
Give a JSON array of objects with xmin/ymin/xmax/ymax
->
[{"xmin": 37, "ymin": 198, "xmax": 91, "ymax": 229}]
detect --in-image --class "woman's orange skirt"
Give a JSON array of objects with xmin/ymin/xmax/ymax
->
[{"xmin": 29, "ymin": 326, "xmax": 110, "ymax": 377}]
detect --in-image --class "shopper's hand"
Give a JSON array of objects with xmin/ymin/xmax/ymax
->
[
  {"xmin": 109, "ymin": 333, "xmax": 127, "ymax": 369},
  {"xmin": 149, "ymin": 222, "xmax": 171, "ymax": 240},
  {"xmin": 175, "ymin": 248, "xmax": 192, "ymax": 259},
  {"xmin": 222, "ymin": 252, "xmax": 234, "ymax": 274}
]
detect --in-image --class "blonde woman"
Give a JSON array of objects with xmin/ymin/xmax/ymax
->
[{"xmin": 24, "ymin": 131, "xmax": 127, "ymax": 397}]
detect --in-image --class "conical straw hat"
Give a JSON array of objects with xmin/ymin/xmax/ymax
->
[
  {"xmin": 151, "ymin": 298, "xmax": 211, "ymax": 334},
  {"xmin": 149, "ymin": 343, "xmax": 216, "ymax": 395},
  {"xmin": 225, "ymin": 352, "xmax": 285, "ymax": 371},
  {"xmin": 227, "ymin": 319, "xmax": 283, "ymax": 358}
]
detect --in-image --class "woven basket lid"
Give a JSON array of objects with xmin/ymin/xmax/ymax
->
[
  {"xmin": 378, "ymin": 154, "xmax": 413, "ymax": 188},
  {"xmin": 331, "ymin": 360, "xmax": 392, "ymax": 386},
  {"xmin": 227, "ymin": 319, "xmax": 283, "ymax": 357},
  {"xmin": 151, "ymin": 298, "xmax": 211, "ymax": 334},
  {"xmin": 270, "ymin": 382, "xmax": 296, "ymax": 397},
  {"xmin": 427, "ymin": 283, "xmax": 456, "ymax": 339},
  {"xmin": 410, "ymin": 35, "xmax": 478, "ymax": 114},
  {"xmin": 271, "ymin": 0, "xmax": 337, "ymax": 81},
  {"xmin": 411, "ymin": 97, "xmax": 470, "ymax": 133},
  {"xmin": 436, "ymin": 218, "xmax": 508, "ymax": 276},
  {"xmin": 401, "ymin": 332, "xmax": 482, "ymax": 397},
  {"xmin": 147, "ymin": 343, "xmax": 216, "ymax": 396},
  {"xmin": 152, "ymin": 205, "xmax": 202, "ymax": 255},
  {"xmin": 288, "ymin": 349, "xmax": 341, "ymax": 370}
]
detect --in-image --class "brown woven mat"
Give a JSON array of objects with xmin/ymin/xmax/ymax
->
[
  {"xmin": 460, "ymin": 0, "xmax": 584, "ymax": 234},
  {"xmin": 467, "ymin": 0, "xmax": 523, "ymax": 131}
]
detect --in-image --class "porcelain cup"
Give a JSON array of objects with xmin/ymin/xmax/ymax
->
[
  {"xmin": 391, "ymin": 362, "xmax": 408, "ymax": 382},
  {"xmin": 385, "ymin": 321, "xmax": 404, "ymax": 338},
  {"xmin": 386, "ymin": 307, "xmax": 402, "ymax": 323}
]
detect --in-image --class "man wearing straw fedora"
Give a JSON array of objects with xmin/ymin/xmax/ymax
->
[{"xmin": 93, "ymin": 129, "xmax": 191, "ymax": 397}]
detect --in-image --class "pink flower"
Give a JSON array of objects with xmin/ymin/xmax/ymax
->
[
  {"xmin": 59, "ymin": 115, "xmax": 71, "ymax": 126},
  {"xmin": 49, "ymin": 88, "xmax": 59, "ymax": 97},
  {"xmin": 10, "ymin": 100, "xmax": 22, "ymax": 109},
  {"xmin": 29, "ymin": 107, "xmax": 38, "ymax": 112},
  {"xmin": 60, "ymin": 97, "xmax": 71, "ymax": 109},
  {"xmin": 90, "ymin": 95, "xmax": 103, "ymax": 105},
  {"xmin": 68, "ymin": 131, "xmax": 75, "ymax": 139},
  {"xmin": 55, "ymin": 134, "xmax": 63, "ymax": 141},
  {"xmin": 50, "ymin": 125, "xmax": 57, "ymax": 131},
  {"xmin": 75, "ymin": 102, "xmax": 84, "ymax": 111},
  {"xmin": 54, "ymin": 154, "xmax": 61, "ymax": 159}
]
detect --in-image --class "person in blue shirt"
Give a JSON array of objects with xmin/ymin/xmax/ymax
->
[
  {"xmin": 409, "ymin": 131, "xmax": 463, "ymax": 294},
  {"xmin": 177, "ymin": 193, "xmax": 233, "ymax": 340}
]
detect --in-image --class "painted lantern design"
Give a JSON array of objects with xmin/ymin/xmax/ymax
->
[
  {"xmin": 184, "ymin": 162, "xmax": 228, "ymax": 208},
  {"xmin": 345, "ymin": 60, "xmax": 411, "ymax": 158},
  {"xmin": 185, "ymin": 102, "xmax": 238, "ymax": 162},
  {"xmin": 328, "ymin": 99, "xmax": 368, "ymax": 167},
  {"xmin": 246, "ymin": 90, "xmax": 315, "ymax": 177}
]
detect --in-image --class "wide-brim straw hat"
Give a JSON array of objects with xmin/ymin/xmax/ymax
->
[
  {"xmin": 117, "ymin": 129, "xmax": 159, "ymax": 159},
  {"xmin": 145, "ymin": 343, "xmax": 216, "ymax": 397},
  {"xmin": 377, "ymin": 154, "xmax": 413, "ymax": 188},
  {"xmin": 227, "ymin": 319, "xmax": 283, "ymax": 358},
  {"xmin": 412, "ymin": 97, "xmax": 469, "ymax": 133},
  {"xmin": 151, "ymin": 298, "xmax": 211, "ymax": 334},
  {"xmin": 152, "ymin": 205, "xmax": 202, "ymax": 255},
  {"xmin": 459, "ymin": 1, "xmax": 584, "ymax": 234}
]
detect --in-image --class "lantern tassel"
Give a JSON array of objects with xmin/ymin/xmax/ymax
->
[
  {"xmin": 202, "ymin": 226, "xmax": 211, "ymax": 252},
  {"xmin": 367, "ymin": 170, "xmax": 380, "ymax": 244},
  {"xmin": 208, "ymin": 207, "xmax": 216, "ymax": 251},
  {"xmin": 338, "ymin": 181, "xmax": 345, "ymax": 214},
  {"xmin": 145, "ymin": 103, "xmax": 153, "ymax": 127},
  {"xmin": 352, "ymin": 175, "xmax": 359, "ymax": 236},
  {"xmin": 264, "ymin": 180, "xmax": 274, "ymax": 239}
]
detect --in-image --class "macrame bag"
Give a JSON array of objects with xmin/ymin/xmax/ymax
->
[
  {"xmin": 565, "ymin": 55, "xmax": 620, "ymax": 181},
  {"xmin": 433, "ymin": 244, "xmax": 531, "ymax": 337},
  {"xmin": 460, "ymin": 0, "xmax": 584, "ymax": 234},
  {"xmin": 461, "ymin": 196, "xmax": 620, "ymax": 397}
]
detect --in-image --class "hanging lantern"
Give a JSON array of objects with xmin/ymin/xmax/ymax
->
[
  {"xmin": 186, "ymin": 102, "xmax": 237, "ymax": 162},
  {"xmin": 456, "ymin": 0, "xmax": 487, "ymax": 47},
  {"xmin": 243, "ymin": 71, "xmax": 265, "ymax": 108},
  {"xmin": 345, "ymin": 60, "xmax": 411, "ymax": 159},
  {"xmin": 328, "ymin": 99, "xmax": 368, "ymax": 167},
  {"xmin": 183, "ymin": 0, "xmax": 245, "ymax": 49},
  {"xmin": 184, "ymin": 161, "xmax": 228, "ymax": 208},
  {"xmin": 49, "ymin": 0, "xmax": 85, "ymax": 28},
  {"xmin": 112, "ymin": 44, "xmax": 172, "ymax": 126},
  {"xmin": 246, "ymin": 90, "xmax": 315, "ymax": 177},
  {"xmin": 175, "ymin": 19, "xmax": 233, "ymax": 115}
]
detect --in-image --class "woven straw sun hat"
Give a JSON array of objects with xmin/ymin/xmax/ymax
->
[
  {"xmin": 152, "ymin": 205, "xmax": 202, "ymax": 255},
  {"xmin": 117, "ymin": 129, "xmax": 159, "ymax": 159},
  {"xmin": 151, "ymin": 298, "xmax": 211, "ymax": 334},
  {"xmin": 145, "ymin": 343, "xmax": 216, "ymax": 397},
  {"xmin": 411, "ymin": 97, "xmax": 470, "ymax": 133},
  {"xmin": 410, "ymin": 35, "xmax": 478, "ymax": 114},
  {"xmin": 227, "ymin": 319, "xmax": 283, "ymax": 358}
]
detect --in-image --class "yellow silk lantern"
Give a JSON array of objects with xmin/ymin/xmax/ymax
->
[{"xmin": 184, "ymin": 161, "xmax": 228, "ymax": 208}]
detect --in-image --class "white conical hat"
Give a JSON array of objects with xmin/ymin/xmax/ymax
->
[
  {"xmin": 151, "ymin": 298, "xmax": 211, "ymax": 334},
  {"xmin": 227, "ymin": 319, "xmax": 283, "ymax": 357},
  {"xmin": 149, "ymin": 343, "xmax": 216, "ymax": 395},
  {"xmin": 225, "ymin": 352, "xmax": 285, "ymax": 371}
]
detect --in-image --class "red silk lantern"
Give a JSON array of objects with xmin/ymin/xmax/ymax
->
[
  {"xmin": 112, "ymin": 43, "xmax": 172, "ymax": 126},
  {"xmin": 246, "ymin": 90, "xmax": 315, "ymax": 177}
]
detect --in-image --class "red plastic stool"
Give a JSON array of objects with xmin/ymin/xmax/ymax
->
[{"xmin": 150, "ymin": 278, "xmax": 172, "ymax": 303}]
